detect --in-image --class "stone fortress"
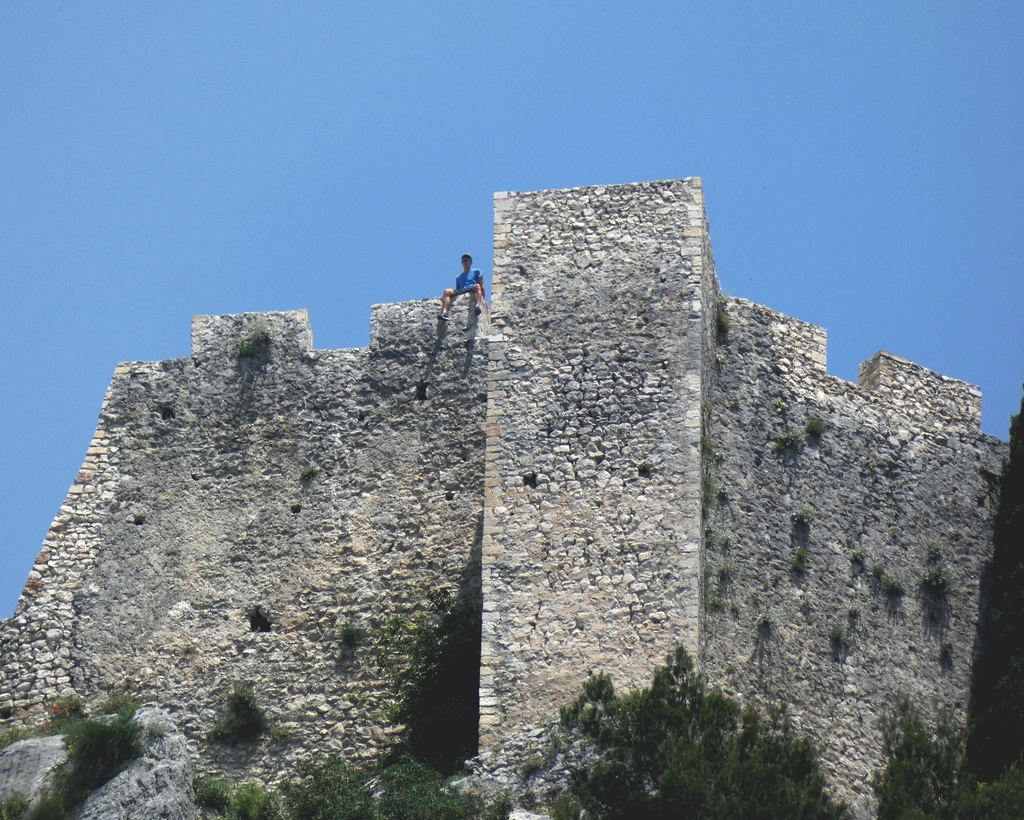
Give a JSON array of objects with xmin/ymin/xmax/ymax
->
[{"xmin": 0, "ymin": 179, "xmax": 1006, "ymax": 816}]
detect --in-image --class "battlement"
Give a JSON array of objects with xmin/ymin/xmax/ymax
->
[
  {"xmin": 191, "ymin": 309, "xmax": 314, "ymax": 361},
  {"xmin": 858, "ymin": 349, "xmax": 982, "ymax": 430}
]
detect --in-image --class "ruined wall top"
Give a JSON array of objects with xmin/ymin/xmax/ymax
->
[
  {"xmin": 858, "ymin": 350, "xmax": 983, "ymax": 431},
  {"xmin": 191, "ymin": 309, "xmax": 314, "ymax": 362}
]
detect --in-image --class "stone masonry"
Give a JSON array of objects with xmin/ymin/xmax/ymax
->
[
  {"xmin": 702, "ymin": 299, "xmax": 1003, "ymax": 814},
  {"xmin": 0, "ymin": 178, "xmax": 1007, "ymax": 816},
  {"xmin": 480, "ymin": 180, "xmax": 714, "ymax": 738},
  {"xmin": 1, "ymin": 302, "xmax": 488, "ymax": 782}
]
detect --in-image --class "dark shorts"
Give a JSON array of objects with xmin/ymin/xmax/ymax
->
[{"xmin": 453, "ymin": 285, "xmax": 478, "ymax": 297}]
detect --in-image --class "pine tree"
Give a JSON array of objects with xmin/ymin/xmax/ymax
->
[{"xmin": 969, "ymin": 383, "xmax": 1024, "ymax": 780}]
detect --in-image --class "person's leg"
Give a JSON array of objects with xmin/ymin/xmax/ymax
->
[
  {"xmin": 441, "ymin": 288, "xmax": 455, "ymax": 316},
  {"xmin": 471, "ymin": 284, "xmax": 483, "ymax": 313}
]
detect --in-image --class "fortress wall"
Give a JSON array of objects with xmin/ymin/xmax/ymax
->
[
  {"xmin": 858, "ymin": 350, "xmax": 983, "ymax": 431},
  {"xmin": 0, "ymin": 178, "xmax": 1008, "ymax": 815},
  {"xmin": 480, "ymin": 179, "xmax": 716, "ymax": 740},
  {"xmin": 1, "ymin": 304, "xmax": 488, "ymax": 781},
  {"xmin": 701, "ymin": 297, "xmax": 1005, "ymax": 815}
]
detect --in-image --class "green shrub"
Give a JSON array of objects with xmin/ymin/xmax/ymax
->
[
  {"xmin": 559, "ymin": 646, "xmax": 850, "ymax": 819},
  {"xmin": 851, "ymin": 544, "xmax": 870, "ymax": 565},
  {"xmin": 792, "ymin": 546, "xmax": 808, "ymax": 573},
  {"xmin": 701, "ymin": 474, "xmax": 720, "ymax": 516},
  {"xmin": 238, "ymin": 316, "xmax": 273, "ymax": 357},
  {"xmin": 715, "ymin": 294, "xmax": 731, "ymax": 335},
  {"xmin": 300, "ymin": 465, "xmax": 318, "ymax": 482},
  {"xmin": 376, "ymin": 759, "xmax": 491, "ymax": 819},
  {"xmin": 338, "ymin": 621, "xmax": 368, "ymax": 648},
  {"xmin": 706, "ymin": 525, "xmax": 731, "ymax": 552},
  {"xmin": 279, "ymin": 755, "xmax": 505, "ymax": 820},
  {"xmin": 871, "ymin": 562, "xmax": 886, "ymax": 578},
  {"xmin": 922, "ymin": 543, "xmax": 955, "ymax": 596},
  {"xmin": 881, "ymin": 573, "xmax": 906, "ymax": 596},
  {"xmin": 805, "ymin": 417, "xmax": 826, "ymax": 437},
  {"xmin": 64, "ymin": 708, "xmax": 144, "ymax": 801},
  {"xmin": 773, "ymin": 427, "xmax": 805, "ymax": 452},
  {"xmin": 519, "ymin": 752, "xmax": 543, "ymax": 778},
  {"xmin": 232, "ymin": 783, "xmax": 276, "ymax": 820},
  {"xmin": 278, "ymin": 756, "xmax": 375, "ymax": 819},
  {"xmin": 829, "ymin": 625, "xmax": 847, "ymax": 647},
  {"xmin": 791, "ymin": 505, "xmax": 816, "ymax": 527},
  {"xmin": 869, "ymin": 698, "xmax": 1024, "ymax": 820},
  {"xmin": 207, "ymin": 683, "xmax": 267, "ymax": 744},
  {"xmin": 0, "ymin": 795, "xmax": 28, "ymax": 820},
  {"xmin": 195, "ymin": 776, "xmax": 233, "ymax": 812},
  {"xmin": 923, "ymin": 561, "xmax": 955, "ymax": 596}
]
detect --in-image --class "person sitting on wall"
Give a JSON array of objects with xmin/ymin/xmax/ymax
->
[{"xmin": 439, "ymin": 254, "xmax": 486, "ymax": 321}]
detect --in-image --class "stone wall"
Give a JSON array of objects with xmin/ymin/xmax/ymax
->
[
  {"xmin": 0, "ymin": 178, "xmax": 1007, "ymax": 817},
  {"xmin": 1, "ymin": 303, "xmax": 488, "ymax": 781},
  {"xmin": 702, "ymin": 297, "xmax": 1004, "ymax": 815},
  {"xmin": 480, "ymin": 179, "xmax": 714, "ymax": 740}
]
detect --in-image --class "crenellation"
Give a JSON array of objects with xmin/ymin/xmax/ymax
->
[{"xmin": 858, "ymin": 350, "xmax": 982, "ymax": 431}]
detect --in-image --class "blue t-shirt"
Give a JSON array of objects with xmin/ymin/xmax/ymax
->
[{"xmin": 455, "ymin": 268, "xmax": 483, "ymax": 291}]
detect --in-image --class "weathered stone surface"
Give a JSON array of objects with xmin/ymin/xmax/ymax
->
[
  {"xmin": 482, "ymin": 179, "xmax": 713, "ymax": 740},
  {"xmin": 702, "ymin": 298, "xmax": 1004, "ymax": 816},
  {"xmin": 0, "ymin": 734, "xmax": 66, "ymax": 805},
  {"xmin": 75, "ymin": 708, "xmax": 194, "ymax": 820},
  {"xmin": 0, "ymin": 179, "xmax": 1006, "ymax": 819},
  {"xmin": 0, "ymin": 302, "xmax": 486, "ymax": 783}
]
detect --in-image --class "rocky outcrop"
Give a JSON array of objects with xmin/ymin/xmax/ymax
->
[
  {"xmin": 0, "ymin": 734, "xmax": 67, "ymax": 806},
  {"xmin": 0, "ymin": 709, "xmax": 194, "ymax": 820},
  {"xmin": 76, "ymin": 708, "xmax": 195, "ymax": 820}
]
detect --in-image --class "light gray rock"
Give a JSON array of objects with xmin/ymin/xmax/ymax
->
[
  {"xmin": 74, "ymin": 708, "xmax": 195, "ymax": 820},
  {"xmin": 0, "ymin": 734, "xmax": 67, "ymax": 805}
]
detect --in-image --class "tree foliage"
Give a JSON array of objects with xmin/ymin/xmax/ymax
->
[
  {"xmin": 375, "ymin": 587, "xmax": 481, "ymax": 773},
  {"xmin": 873, "ymin": 698, "xmax": 1024, "ymax": 819},
  {"xmin": 559, "ymin": 646, "xmax": 850, "ymax": 820},
  {"xmin": 969, "ymin": 383, "xmax": 1024, "ymax": 780}
]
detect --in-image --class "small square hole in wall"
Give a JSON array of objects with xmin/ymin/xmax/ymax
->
[
  {"xmin": 416, "ymin": 383, "xmax": 428, "ymax": 400},
  {"xmin": 248, "ymin": 606, "xmax": 273, "ymax": 633},
  {"xmin": 158, "ymin": 404, "xmax": 175, "ymax": 420},
  {"xmin": 523, "ymin": 473, "xmax": 538, "ymax": 488},
  {"xmin": 637, "ymin": 464, "xmax": 651, "ymax": 478}
]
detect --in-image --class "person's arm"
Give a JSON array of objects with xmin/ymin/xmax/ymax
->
[{"xmin": 477, "ymin": 270, "xmax": 486, "ymax": 302}]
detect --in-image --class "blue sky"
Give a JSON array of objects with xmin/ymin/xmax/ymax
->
[{"xmin": 2, "ymin": 2, "xmax": 1022, "ymax": 617}]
